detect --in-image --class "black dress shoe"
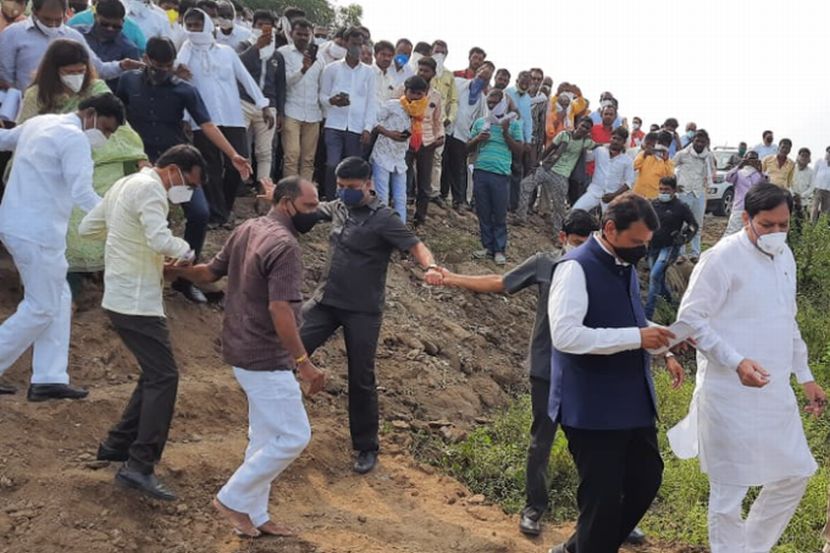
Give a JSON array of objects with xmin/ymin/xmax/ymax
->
[
  {"xmin": 625, "ymin": 526, "xmax": 646, "ymax": 544},
  {"xmin": 97, "ymin": 442, "xmax": 129, "ymax": 462},
  {"xmin": 518, "ymin": 510, "xmax": 542, "ymax": 536},
  {"xmin": 172, "ymin": 280, "xmax": 207, "ymax": 304},
  {"xmin": 353, "ymin": 450, "xmax": 378, "ymax": 474},
  {"xmin": 0, "ymin": 383, "xmax": 16, "ymax": 395},
  {"xmin": 27, "ymin": 383, "xmax": 88, "ymax": 402},
  {"xmin": 115, "ymin": 465, "xmax": 177, "ymax": 501}
]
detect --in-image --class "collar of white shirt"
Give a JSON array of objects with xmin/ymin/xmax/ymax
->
[{"xmin": 593, "ymin": 233, "xmax": 629, "ymax": 266}]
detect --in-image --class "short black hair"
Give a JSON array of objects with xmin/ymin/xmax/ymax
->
[
  {"xmin": 96, "ymin": 0, "xmax": 125, "ymax": 19},
  {"xmin": 156, "ymin": 144, "xmax": 208, "ymax": 179},
  {"xmin": 659, "ymin": 176, "xmax": 678, "ymax": 189},
  {"xmin": 344, "ymin": 26, "xmax": 363, "ymax": 40},
  {"xmin": 779, "ymin": 138, "xmax": 792, "ymax": 147},
  {"xmin": 529, "ymin": 67, "xmax": 544, "ymax": 77},
  {"xmin": 283, "ymin": 5, "xmax": 305, "ymax": 19},
  {"xmin": 291, "ymin": 17, "xmax": 312, "ymax": 30},
  {"xmin": 33, "ymin": 0, "xmax": 67, "ymax": 11},
  {"xmin": 495, "ymin": 67, "xmax": 511, "ymax": 79},
  {"xmin": 468, "ymin": 46, "xmax": 485, "ymax": 58},
  {"xmin": 413, "ymin": 41, "xmax": 431, "ymax": 55},
  {"xmin": 78, "ymin": 93, "xmax": 125, "ymax": 126},
  {"xmin": 195, "ymin": 0, "xmax": 217, "ymax": 12},
  {"xmin": 252, "ymin": 9, "xmax": 275, "ymax": 26},
  {"xmin": 145, "ymin": 36, "xmax": 177, "ymax": 64},
  {"xmin": 663, "ymin": 117, "xmax": 679, "ymax": 128},
  {"xmin": 396, "ymin": 38, "xmax": 412, "ymax": 48},
  {"xmin": 374, "ymin": 40, "xmax": 394, "ymax": 55},
  {"xmin": 431, "ymin": 39, "xmax": 447, "ymax": 51},
  {"xmin": 480, "ymin": 60, "xmax": 495, "ymax": 71},
  {"xmin": 575, "ymin": 116, "xmax": 593, "ymax": 129},
  {"xmin": 336, "ymin": 156, "xmax": 371, "ymax": 180},
  {"xmin": 644, "ymin": 132, "xmax": 659, "ymax": 143},
  {"xmin": 417, "ymin": 56, "xmax": 436, "ymax": 72},
  {"xmin": 762, "ymin": 130, "xmax": 773, "ymax": 138},
  {"xmin": 744, "ymin": 182, "xmax": 793, "ymax": 218},
  {"xmin": 798, "ymin": 147, "xmax": 811, "ymax": 156},
  {"xmin": 603, "ymin": 193, "xmax": 660, "ymax": 232},
  {"xmin": 694, "ymin": 129, "xmax": 709, "ymax": 141},
  {"xmin": 657, "ymin": 131, "xmax": 673, "ymax": 147},
  {"xmin": 404, "ymin": 75, "xmax": 428, "ymax": 92},
  {"xmin": 563, "ymin": 209, "xmax": 598, "ymax": 237},
  {"xmin": 273, "ymin": 175, "xmax": 303, "ymax": 205},
  {"xmin": 611, "ymin": 126, "xmax": 629, "ymax": 140},
  {"xmin": 184, "ymin": 7, "xmax": 205, "ymax": 23}
]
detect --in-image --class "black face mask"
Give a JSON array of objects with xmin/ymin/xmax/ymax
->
[
  {"xmin": 146, "ymin": 66, "xmax": 172, "ymax": 85},
  {"xmin": 289, "ymin": 203, "xmax": 319, "ymax": 234},
  {"xmin": 604, "ymin": 233, "xmax": 647, "ymax": 265}
]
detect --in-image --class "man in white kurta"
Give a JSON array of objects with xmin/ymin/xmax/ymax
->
[
  {"xmin": 0, "ymin": 97, "xmax": 123, "ymax": 399},
  {"xmin": 668, "ymin": 182, "xmax": 825, "ymax": 553}
]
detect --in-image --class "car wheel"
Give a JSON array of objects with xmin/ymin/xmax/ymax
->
[{"xmin": 720, "ymin": 187, "xmax": 734, "ymax": 217}]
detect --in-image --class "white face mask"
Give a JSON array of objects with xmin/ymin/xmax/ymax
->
[
  {"xmin": 251, "ymin": 28, "xmax": 275, "ymax": 59},
  {"xmin": 327, "ymin": 42, "xmax": 346, "ymax": 60},
  {"xmin": 61, "ymin": 73, "xmax": 85, "ymax": 93},
  {"xmin": 34, "ymin": 17, "xmax": 62, "ymax": 37},
  {"xmin": 82, "ymin": 113, "xmax": 108, "ymax": 149},
  {"xmin": 432, "ymin": 52, "xmax": 446, "ymax": 73},
  {"xmin": 167, "ymin": 168, "xmax": 193, "ymax": 204},
  {"xmin": 314, "ymin": 36, "xmax": 327, "ymax": 46},
  {"xmin": 756, "ymin": 231, "xmax": 788, "ymax": 256}
]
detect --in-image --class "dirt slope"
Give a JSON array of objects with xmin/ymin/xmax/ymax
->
[{"xmin": 0, "ymin": 198, "xmax": 691, "ymax": 553}]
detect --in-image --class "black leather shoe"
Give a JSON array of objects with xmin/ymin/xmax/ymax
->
[
  {"xmin": 518, "ymin": 510, "xmax": 542, "ymax": 536},
  {"xmin": 0, "ymin": 383, "xmax": 16, "ymax": 395},
  {"xmin": 115, "ymin": 465, "xmax": 177, "ymax": 501},
  {"xmin": 353, "ymin": 450, "xmax": 378, "ymax": 474},
  {"xmin": 172, "ymin": 280, "xmax": 207, "ymax": 304},
  {"xmin": 27, "ymin": 383, "xmax": 88, "ymax": 402},
  {"xmin": 97, "ymin": 442, "xmax": 129, "ymax": 462},
  {"xmin": 625, "ymin": 526, "xmax": 646, "ymax": 544}
]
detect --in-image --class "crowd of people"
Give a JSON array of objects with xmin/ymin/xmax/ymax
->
[{"xmin": 1, "ymin": 0, "xmax": 830, "ymax": 551}]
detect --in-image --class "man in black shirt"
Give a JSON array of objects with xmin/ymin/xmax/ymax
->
[
  {"xmin": 434, "ymin": 210, "xmax": 596, "ymax": 536},
  {"xmin": 116, "ymin": 37, "xmax": 252, "ymax": 303},
  {"xmin": 645, "ymin": 176, "xmax": 699, "ymax": 318},
  {"xmin": 301, "ymin": 157, "xmax": 442, "ymax": 475}
]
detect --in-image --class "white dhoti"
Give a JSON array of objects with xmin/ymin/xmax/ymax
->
[
  {"xmin": 0, "ymin": 233, "xmax": 71, "ymax": 384},
  {"xmin": 217, "ymin": 368, "xmax": 311, "ymax": 527}
]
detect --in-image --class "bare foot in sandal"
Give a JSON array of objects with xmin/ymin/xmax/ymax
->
[{"xmin": 212, "ymin": 497, "xmax": 260, "ymax": 537}]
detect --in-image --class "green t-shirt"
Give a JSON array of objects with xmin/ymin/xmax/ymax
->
[
  {"xmin": 549, "ymin": 131, "xmax": 595, "ymax": 178},
  {"xmin": 470, "ymin": 118, "xmax": 524, "ymax": 176}
]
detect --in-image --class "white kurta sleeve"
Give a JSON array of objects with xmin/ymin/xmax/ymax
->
[
  {"xmin": 0, "ymin": 124, "xmax": 23, "ymax": 151},
  {"xmin": 548, "ymin": 259, "xmax": 643, "ymax": 355},
  {"xmin": 791, "ymin": 325, "xmax": 813, "ymax": 383},
  {"xmin": 62, "ymin": 135, "xmax": 101, "ymax": 213},
  {"xmin": 78, "ymin": 199, "xmax": 108, "ymax": 240},
  {"xmin": 135, "ymin": 184, "xmax": 191, "ymax": 258},
  {"xmin": 232, "ymin": 52, "xmax": 268, "ymax": 109},
  {"xmin": 676, "ymin": 251, "xmax": 745, "ymax": 370}
]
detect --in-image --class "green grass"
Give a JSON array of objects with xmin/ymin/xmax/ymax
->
[{"xmin": 417, "ymin": 219, "xmax": 830, "ymax": 552}]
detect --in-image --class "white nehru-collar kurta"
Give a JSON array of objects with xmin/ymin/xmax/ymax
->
[{"xmin": 668, "ymin": 230, "xmax": 817, "ymax": 487}]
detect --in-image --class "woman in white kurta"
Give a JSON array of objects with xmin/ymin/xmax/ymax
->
[{"xmin": 668, "ymin": 184, "xmax": 824, "ymax": 553}]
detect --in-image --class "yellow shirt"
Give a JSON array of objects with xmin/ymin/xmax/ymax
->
[
  {"xmin": 632, "ymin": 152, "xmax": 675, "ymax": 199},
  {"xmin": 762, "ymin": 155, "xmax": 795, "ymax": 188},
  {"xmin": 431, "ymin": 69, "xmax": 458, "ymax": 126}
]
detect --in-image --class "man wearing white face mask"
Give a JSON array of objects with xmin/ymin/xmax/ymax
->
[
  {"xmin": 668, "ymin": 182, "xmax": 826, "ymax": 553},
  {"xmin": 79, "ymin": 144, "xmax": 206, "ymax": 500},
  {"xmin": 214, "ymin": 0, "xmax": 250, "ymax": 50},
  {"xmin": 0, "ymin": 93, "xmax": 124, "ymax": 400}
]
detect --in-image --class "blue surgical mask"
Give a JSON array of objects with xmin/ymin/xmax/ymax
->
[
  {"xmin": 658, "ymin": 193, "xmax": 673, "ymax": 203},
  {"xmin": 394, "ymin": 53, "xmax": 409, "ymax": 67},
  {"xmin": 337, "ymin": 187, "xmax": 365, "ymax": 207}
]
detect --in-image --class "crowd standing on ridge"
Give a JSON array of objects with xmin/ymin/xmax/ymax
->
[{"xmin": 1, "ymin": 1, "xmax": 830, "ymax": 551}]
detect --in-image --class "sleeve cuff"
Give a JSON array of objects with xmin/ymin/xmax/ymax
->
[
  {"xmin": 795, "ymin": 367, "xmax": 815, "ymax": 384},
  {"xmin": 626, "ymin": 327, "xmax": 643, "ymax": 349},
  {"xmin": 724, "ymin": 350, "xmax": 744, "ymax": 372}
]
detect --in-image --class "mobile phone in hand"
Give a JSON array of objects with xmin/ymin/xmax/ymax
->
[
  {"xmin": 307, "ymin": 42, "xmax": 319, "ymax": 60},
  {"xmin": 400, "ymin": 129, "xmax": 411, "ymax": 138}
]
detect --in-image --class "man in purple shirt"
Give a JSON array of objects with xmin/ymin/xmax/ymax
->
[{"xmin": 723, "ymin": 151, "xmax": 767, "ymax": 237}]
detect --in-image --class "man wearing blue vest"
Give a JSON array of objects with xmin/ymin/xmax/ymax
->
[{"xmin": 546, "ymin": 193, "xmax": 685, "ymax": 553}]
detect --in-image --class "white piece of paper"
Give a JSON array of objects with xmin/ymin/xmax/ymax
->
[{"xmin": 646, "ymin": 321, "xmax": 695, "ymax": 356}]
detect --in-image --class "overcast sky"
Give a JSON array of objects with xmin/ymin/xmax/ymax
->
[{"xmin": 351, "ymin": 0, "xmax": 829, "ymax": 160}]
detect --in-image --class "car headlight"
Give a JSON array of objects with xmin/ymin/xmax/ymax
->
[{"xmin": 708, "ymin": 188, "xmax": 717, "ymax": 194}]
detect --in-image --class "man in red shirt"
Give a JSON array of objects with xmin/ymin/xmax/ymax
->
[
  {"xmin": 586, "ymin": 104, "xmax": 616, "ymax": 177},
  {"xmin": 453, "ymin": 46, "xmax": 486, "ymax": 79}
]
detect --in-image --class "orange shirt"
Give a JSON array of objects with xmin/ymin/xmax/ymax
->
[{"xmin": 632, "ymin": 152, "xmax": 675, "ymax": 199}]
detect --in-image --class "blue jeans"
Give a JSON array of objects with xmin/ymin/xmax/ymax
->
[
  {"xmin": 372, "ymin": 163, "xmax": 407, "ymax": 223},
  {"xmin": 324, "ymin": 129, "xmax": 363, "ymax": 200},
  {"xmin": 181, "ymin": 186, "xmax": 209, "ymax": 259},
  {"xmin": 645, "ymin": 245, "xmax": 677, "ymax": 319},
  {"xmin": 678, "ymin": 191, "xmax": 705, "ymax": 258},
  {"xmin": 473, "ymin": 169, "xmax": 509, "ymax": 254}
]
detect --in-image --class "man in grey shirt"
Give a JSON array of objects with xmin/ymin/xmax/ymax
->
[{"xmin": 435, "ymin": 209, "xmax": 596, "ymax": 537}]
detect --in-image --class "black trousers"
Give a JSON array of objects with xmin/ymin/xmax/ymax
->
[
  {"xmin": 192, "ymin": 126, "xmax": 249, "ymax": 225},
  {"xmin": 524, "ymin": 377, "xmax": 559, "ymax": 518},
  {"xmin": 406, "ymin": 143, "xmax": 437, "ymax": 223},
  {"xmin": 562, "ymin": 425, "xmax": 663, "ymax": 553},
  {"xmin": 103, "ymin": 311, "xmax": 180, "ymax": 474},
  {"xmin": 300, "ymin": 300, "xmax": 383, "ymax": 452},
  {"xmin": 442, "ymin": 136, "xmax": 468, "ymax": 206}
]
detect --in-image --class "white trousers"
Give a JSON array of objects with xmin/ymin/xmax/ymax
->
[
  {"xmin": 723, "ymin": 207, "xmax": 744, "ymax": 237},
  {"xmin": 217, "ymin": 368, "xmax": 311, "ymax": 527},
  {"xmin": 572, "ymin": 183, "xmax": 607, "ymax": 213},
  {"xmin": 0, "ymin": 234, "xmax": 71, "ymax": 384},
  {"xmin": 709, "ymin": 476, "xmax": 808, "ymax": 553},
  {"xmin": 242, "ymin": 100, "xmax": 277, "ymax": 181}
]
